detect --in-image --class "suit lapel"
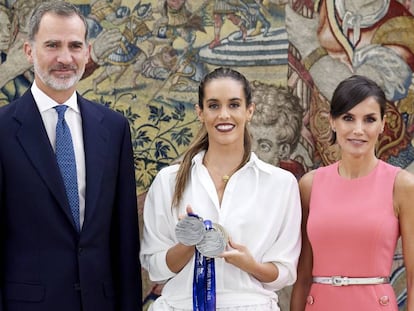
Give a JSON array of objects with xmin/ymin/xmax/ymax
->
[
  {"xmin": 78, "ymin": 95, "xmax": 108, "ymax": 228},
  {"xmin": 14, "ymin": 91, "xmax": 75, "ymax": 227}
]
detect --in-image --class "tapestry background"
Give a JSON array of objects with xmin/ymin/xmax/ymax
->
[{"xmin": 1, "ymin": 0, "xmax": 413, "ymax": 310}]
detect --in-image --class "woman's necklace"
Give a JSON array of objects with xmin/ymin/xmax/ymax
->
[
  {"xmin": 203, "ymin": 157, "xmax": 236, "ymax": 184},
  {"xmin": 222, "ymin": 174, "xmax": 230, "ymax": 183}
]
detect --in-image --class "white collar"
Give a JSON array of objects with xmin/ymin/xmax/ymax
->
[
  {"xmin": 192, "ymin": 150, "xmax": 273, "ymax": 175},
  {"xmin": 31, "ymin": 80, "xmax": 79, "ymax": 113}
]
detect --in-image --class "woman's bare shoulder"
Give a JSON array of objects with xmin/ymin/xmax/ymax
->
[
  {"xmin": 394, "ymin": 169, "xmax": 414, "ymax": 214},
  {"xmin": 395, "ymin": 169, "xmax": 414, "ymax": 191},
  {"xmin": 299, "ymin": 169, "xmax": 316, "ymax": 189}
]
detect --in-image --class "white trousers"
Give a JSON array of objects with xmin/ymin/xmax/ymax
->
[{"xmin": 148, "ymin": 297, "xmax": 280, "ymax": 311}]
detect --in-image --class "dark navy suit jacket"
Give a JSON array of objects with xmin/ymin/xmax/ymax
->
[{"xmin": 0, "ymin": 90, "xmax": 142, "ymax": 311}]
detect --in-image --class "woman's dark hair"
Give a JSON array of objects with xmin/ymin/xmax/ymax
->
[
  {"xmin": 330, "ymin": 75, "xmax": 386, "ymax": 144},
  {"xmin": 172, "ymin": 67, "xmax": 253, "ymax": 208},
  {"xmin": 198, "ymin": 67, "xmax": 252, "ymax": 107}
]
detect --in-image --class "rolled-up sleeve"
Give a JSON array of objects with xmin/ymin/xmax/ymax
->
[
  {"xmin": 140, "ymin": 166, "xmax": 179, "ymax": 282},
  {"xmin": 262, "ymin": 173, "xmax": 302, "ymax": 291}
]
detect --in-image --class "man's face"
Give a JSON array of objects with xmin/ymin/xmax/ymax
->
[{"xmin": 24, "ymin": 12, "xmax": 90, "ymax": 99}]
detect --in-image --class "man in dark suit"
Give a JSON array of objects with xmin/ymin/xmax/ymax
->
[{"xmin": 0, "ymin": 1, "xmax": 142, "ymax": 310}]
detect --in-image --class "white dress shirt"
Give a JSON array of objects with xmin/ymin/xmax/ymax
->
[
  {"xmin": 31, "ymin": 81, "xmax": 86, "ymax": 228},
  {"xmin": 140, "ymin": 151, "xmax": 302, "ymax": 310}
]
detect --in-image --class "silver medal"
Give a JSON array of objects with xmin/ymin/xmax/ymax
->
[
  {"xmin": 196, "ymin": 223, "xmax": 228, "ymax": 258},
  {"xmin": 175, "ymin": 215, "xmax": 205, "ymax": 246}
]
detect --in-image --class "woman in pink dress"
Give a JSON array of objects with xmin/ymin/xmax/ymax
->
[{"xmin": 290, "ymin": 75, "xmax": 414, "ymax": 310}]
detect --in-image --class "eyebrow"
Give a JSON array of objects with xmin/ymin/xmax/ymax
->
[
  {"xmin": 206, "ymin": 97, "xmax": 242, "ymax": 102},
  {"xmin": 43, "ymin": 39, "xmax": 84, "ymax": 46},
  {"xmin": 345, "ymin": 111, "xmax": 379, "ymax": 117}
]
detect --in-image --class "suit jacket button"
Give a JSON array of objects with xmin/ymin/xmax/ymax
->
[
  {"xmin": 78, "ymin": 247, "xmax": 83, "ymax": 255},
  {"xmin": 306, "ymin": 295, "xmax": 314, "ymax": 305},
  {"xmin": 379, "ymin": 295, "xmax": 389, "ymax": 306}
]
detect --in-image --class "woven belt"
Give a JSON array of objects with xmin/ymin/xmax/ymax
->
[{"xmin": 313, "ymin": 276, "xmax": 390, "ymax": 286}]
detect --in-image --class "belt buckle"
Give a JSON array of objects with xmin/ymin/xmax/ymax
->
[{"xmin": 331, "ymin": 276, "xmax": 349, "ymax": 286}]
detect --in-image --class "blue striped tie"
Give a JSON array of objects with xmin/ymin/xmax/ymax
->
[{"xmin": 54, "ymin": 105, "xmax": 80, "ymax": 232}]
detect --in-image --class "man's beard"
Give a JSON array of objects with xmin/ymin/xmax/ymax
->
[{"xmin": 33, "ymin": 58, "xmax": 84, "ymax": 91}]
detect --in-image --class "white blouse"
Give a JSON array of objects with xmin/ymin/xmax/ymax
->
[{"xmin": 140, "ymin": 151, "xmax": 301, "ymax": 310}]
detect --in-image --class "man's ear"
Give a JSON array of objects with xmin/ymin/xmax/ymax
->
[{"xmin": 23, "ymin": 41, "xmax": 34, "ymax": 64}]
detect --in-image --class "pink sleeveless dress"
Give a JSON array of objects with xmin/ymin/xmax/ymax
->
[{"xmin": 306, "ymin": 160, "xmax": 400, "ymax": 310}]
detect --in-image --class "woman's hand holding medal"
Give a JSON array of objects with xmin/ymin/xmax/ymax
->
[{"xmin": 220, "ymin": 239, "xmax": 256, "ymax": 271}]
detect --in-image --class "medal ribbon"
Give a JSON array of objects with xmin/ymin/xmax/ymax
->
[{"xmin": 193, "ymin": 220, "xmax": 216, "ymax": 311}]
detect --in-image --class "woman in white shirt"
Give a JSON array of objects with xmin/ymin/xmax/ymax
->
[{"xmin": 140, "ymin": 67, "xmax": 302, "ymax": 311}]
